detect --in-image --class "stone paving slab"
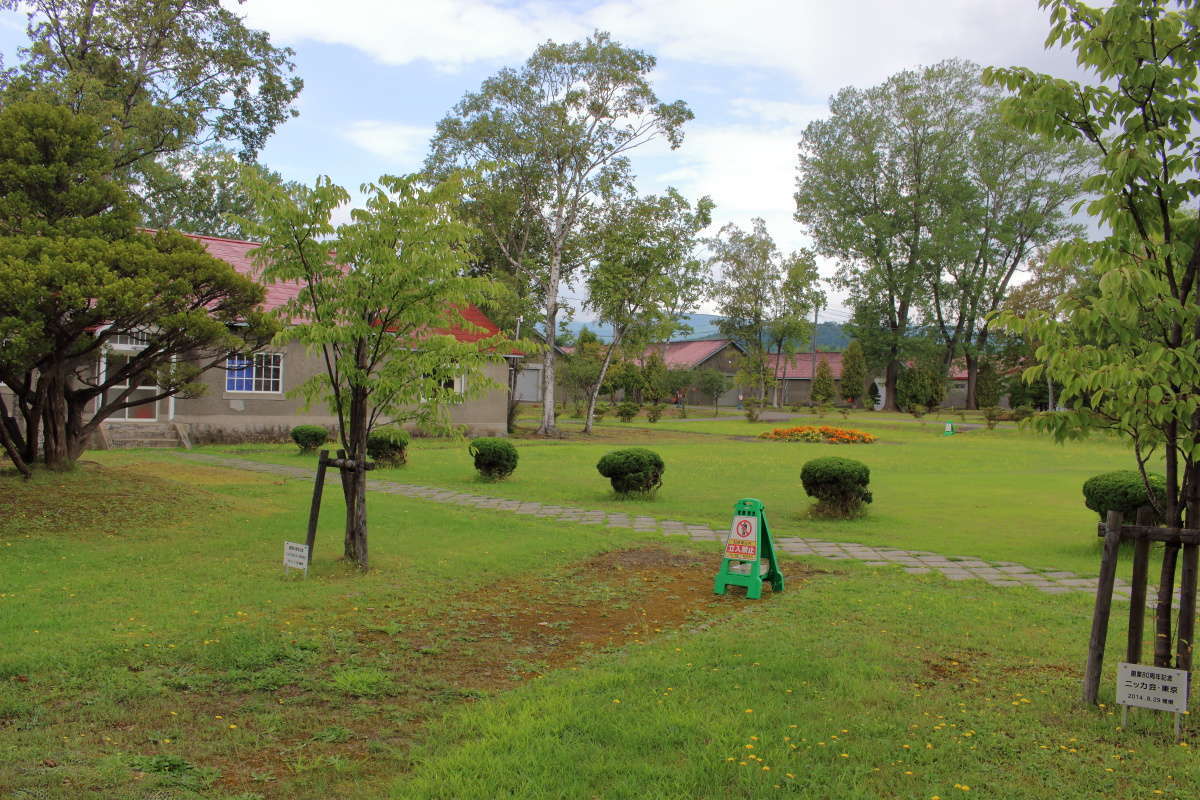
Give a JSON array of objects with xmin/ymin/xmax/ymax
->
[{"xmin": 178, "ymin": 452, "xmax": 1164, "ymax": 603}]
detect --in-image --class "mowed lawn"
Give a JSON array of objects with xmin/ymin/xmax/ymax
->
[
  {"xmin": 2, "ymin": 426, "xmax": 1195, "ymax": 800},
  {"xmin": 204, "ymin": 412, "xmax": 1142, "ymax": 578}
]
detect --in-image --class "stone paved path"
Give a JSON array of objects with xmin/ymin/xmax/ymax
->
[{"xmin": 180, "ymin": 452, "xmax": 1177, "ymax": 606}]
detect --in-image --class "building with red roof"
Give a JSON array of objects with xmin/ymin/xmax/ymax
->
[{"xmin": 94, "ymin": 233, "xmax": 510, "ymax": 446}]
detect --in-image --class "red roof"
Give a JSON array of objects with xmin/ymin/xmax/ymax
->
[
  {"xmin": 639, "ymin": 339, "xmax": 739, "ymax": 369},
  {"xmin": 186, "ymin": 232, "xmax": 498, "ymax": 344},
  {"xmin": 767, "ymin": 351, "xmax": 845, "ymax": 380}
]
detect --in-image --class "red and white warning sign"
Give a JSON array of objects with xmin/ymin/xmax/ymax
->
[{"xmin": 724, "ymin": 515, "xmax": 759, "ymax": 561}]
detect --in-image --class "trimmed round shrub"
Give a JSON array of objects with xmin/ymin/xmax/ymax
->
[
  {"xmin": 801, "ymin": 456, "xmax": 873, "ymax": 517},
  {"xmin": 291, "ymin": 424, "xmax": 328, "ymax": 452},
  {"xmin": 1013, "ymin": 404, "xmax": 1035, "ymax": 421},
  {"xmin": 1082, "ymin": 470, "xmax": 1166, "ymax": 523},
  {"xmin": 468, "ymin": 437, "xmax": 518, "ymax": 480},
  {"xmin": 367, "ymin": 427, "xmax": 410, "ymax": 466},
  {"xmin": 597, "ymin": 448, "xmax": 665, "ymax": 495},
  {"xmin": 615, "ymin": 401, "xmax": 640, "ymax": 423},
  {"xmin": 646, "ymin": 402, "xmax": 666, "ymax": 423}
]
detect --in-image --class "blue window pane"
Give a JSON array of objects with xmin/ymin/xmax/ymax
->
[{"xmin": 226, "ymin": 356, "xmax": 252, "ymax": 391}]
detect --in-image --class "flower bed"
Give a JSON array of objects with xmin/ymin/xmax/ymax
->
[{"xmin": 758, "ymin": 425, "xmax": 877, "ymax": 444}]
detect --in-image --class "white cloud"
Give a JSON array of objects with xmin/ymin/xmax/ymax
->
[
  {"xmin": 243, "ymin": 1, "xmax": 1082, "ymax": 92},
  {"xmin": 340, "ymin": 121, "xmax": 433, "ymax": 168},
  {"xmin": 238, "ymin": 0, "xmax": 585, "ymax": 70}
]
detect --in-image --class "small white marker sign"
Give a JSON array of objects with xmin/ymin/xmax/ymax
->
[
  {"xmin": 1116, "ymin": 662, "xmax": 1189, "ymax": 713},
  {"xmin": 284, "ymin": 541, "xmax": 310, "ymax": 574}
]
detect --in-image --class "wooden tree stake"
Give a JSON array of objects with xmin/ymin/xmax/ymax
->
[{"xmin": 1083, "ymin": 511, "xmax": 1123, "ymax": 705}]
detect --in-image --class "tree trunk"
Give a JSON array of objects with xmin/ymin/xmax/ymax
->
[
  {"xmin": 584, "ymin": 328, "xmax": 622, "ymax": 435},
  {"xmin": 0, "ymin": 410, "xmax": 30, "ymax": 478},
  {"xmin": 883, "ymin": 359, "xmax": 900, "ymax": 412},
  {"xmin": 964, "ymin": 351, "xmax": 979, "ymax": 411},
  {"xmin": 40, "ymin": 368, "xmax": 71, "ymax": 470},
  {"xmin": 538, "ymin": 248, "xmax": 562, "ymax": 436},
  {"xmin": 342, "ymin": 343, "xmax": 370, "ymax": 570}
]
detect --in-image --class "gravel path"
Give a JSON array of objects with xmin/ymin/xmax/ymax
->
[{"xmin": 179, "ymin": 452, "xmax": 1175, "ymax": 606}]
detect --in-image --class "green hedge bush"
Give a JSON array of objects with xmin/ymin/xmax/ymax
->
[
  {"xmin": 290, "ymin": 424, "xmax": 328, "ymax": 452},
  {"xmin": 615, "ymin": 402, "xmax": 640, "ymax": 423},
  {"xmin": 646, "ymin": 403, "xmax": 666, "ymax": 423},
  {"xmin": 597, "ymin": 448, "xmax": 665, "ymax": 495},
  {"xmin": 1082, "ymin": 470, "xmax": 1166, "ymax": 523},
  {"xmin": 800, "ymin": 456, "xmax": 872, "ymax": 517},
  {"xmin": 367, "ymin": 427, "xmax": 410, "ymax": 466},
  {"xmin": 468, "ymin": 437, "xmax": 518, "ymax": 480}
]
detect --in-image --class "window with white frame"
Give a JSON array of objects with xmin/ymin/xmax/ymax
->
[{"xmin": 226, "ymin": 352, "xmax": 283, "ymax": 393}]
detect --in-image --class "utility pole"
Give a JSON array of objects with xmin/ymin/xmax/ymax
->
[{"xmin": 809, "ymin": 303, "xmax": 820, "ymax": 403}]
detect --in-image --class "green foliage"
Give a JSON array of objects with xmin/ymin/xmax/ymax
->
[
  {"xmin": 743, "ymin": 398, "xmax": 763, "ymax": 422},
  {"xmin": 696, "ymin": 368, "xmax": 729, "ymax": 412},
  {"xmin": 126, "ymin": 754, "xmax": 219, "ymax": 791},
  {"xmin": 1012, "ymin": 405, "xmax": 1035, "ymax": 422},
  {"xmin": 797, "ymin": 59, "xmax": 1086, "ymax": 411},
  {"xmin": 986, "ymin": 0, "xmax": 1200, "ymax": 528},
  {"xmin": 982, "ymin": 406, "xmax": 1004, "ymax": 430},
  {"xmin": 426, "ymin": 31, "xmax": 691, "ymax": 433},
  {"xmin": 596, "ymin": 448, "xmax": 665, "ymax": 495},
  {"xmin": 909, "ymin": 404, "xmax": 927, "ymax": 420},
  {"xmin": 974, "ymin": 362, "xmax": 1002, "ymax": 409},
  {"xmin": 0, "ymin": 102, "xmax": 276, "ymax": 470},
  {"xmin": 468, "ymin": 437, "xmax": 518, "ymax": 480},
  {"xmin": 328, "ymin": 666, "xmax": 393, "ymax": 698},
  {"xmin": 367, "ymin": 428, "xmax": 410, "ymax": 467},
  {"xmin": 1082, "ymin": 471, "xmax": 1166, "ymax": 523},
  {"xmin": 138, "ymin": 145, "xmax": 283, "ymax": 238},
  {"xmin": 840, "ymin": 340, "xmax": 868, "ymax": 405},
  {"xmin": 811, "ymin": 358, "xmax": 836, "ymax": 405},
  {"xmin": 615, "ymin": 402, "xmax": 640, "ymax": 423},
  {"xmin": 0, "ymin": 0, "xmax": 301, "ymax": 168},
  {"xmin": 800, "ymin": 456, "xmax": 873, "ymax": 517},
  {"xmin": 710, "ymin": 219, "xmax": 821, "ymax": 401},
  {"xmin": 640, "ymin": 352, "xmax": 670, "ymax": 404},
  {"xmin": 645, "ymin": 403, "xmax": 666, "ymax": 423},
  {"xmin": 895, "ymin": 364, "xmax": 946, "ymax": 412},
  {"xmin": 290, "ymin": 425, "xmax": 328, "ymax": 453}
]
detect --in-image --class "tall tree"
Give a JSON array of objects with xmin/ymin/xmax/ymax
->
[
  {"xmin": 137, "ymin": 145, "xmax": 283, "ymax": 239},
  {"xmin": 709, "ymin": 218, "xmax": 820, "ymax": 402},
  {"xmin": 840, "ymin": 339, "xmax": 868, "ymax": 407},
  {"xmin": 987, "ymin": 0, "xmax": 1200, "ymax": 670},
  {"xmin": 921, "ymin": 82, "xmax": 1090, "ymax": 407},
  {"xmin": 796, "ymin": 60, "xmax": 983, "ymax": 410},
  {"xmin": 0, "ymin": 102, "xmax": 277, "ymax": 472},
  {"xmin": 581, "ymin": 188, "xmax": 712, "ymax": 433},
  {"xmin": 811, "ymin": 358, "xmax": 836, "ymax": 406},
  {"xmin": 425, "ymin": 31, "xmax": 691, "ymax": 435},
  {"xmin": 0, "ymin": 0, "xmax": 302, "ymax": 172},
  {"xmin": 241, "ymin": 170, "xmax": 509, "ymax": 570}
]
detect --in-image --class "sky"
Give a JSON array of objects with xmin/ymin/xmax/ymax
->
[{"xmin": 0, "ymin": 0, "xmax": 1090, "ymax": 323}]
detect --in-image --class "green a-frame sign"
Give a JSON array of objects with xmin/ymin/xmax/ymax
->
[{"xmin": 713, "ymin": 498, "xmax": 784, "ymax": 599}]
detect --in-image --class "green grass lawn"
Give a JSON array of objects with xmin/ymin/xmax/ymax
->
[
  {"xmin": 1, "ymin": 450, "xmax": 1195, "ymax": 800},
  {"xmin": 200, "ymin": 416, "xmax": 1140, "ymax": 578}
]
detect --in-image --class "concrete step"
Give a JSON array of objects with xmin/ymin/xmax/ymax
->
[{"xmin": 109, "ymin": 437, "xmax": 182, "ymax": 448}]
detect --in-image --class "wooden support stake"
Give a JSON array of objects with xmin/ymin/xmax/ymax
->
[
  {"xmin": 304, "ymin": 449, "xmax": 330, "ymax": 566},
  {"xmin": 1084, "ymin": 511, "xmax": 1123, "ymax": 705},
  {"xmin": 1126, "ymin": 507, "xmax": 1154, "ymax": 664},
  {"xmin": 1177, "ymin": 542, "xmax": 1198, "ymax": 673}
]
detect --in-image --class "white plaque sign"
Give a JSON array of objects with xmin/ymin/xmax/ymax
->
[
  {"xmin": 1116, "ymin": 662, "xmax": 1189, "ymax": 712},
  {"xmin": 284, "ymin": 541, "xmax": 310, "ymax": 574}
]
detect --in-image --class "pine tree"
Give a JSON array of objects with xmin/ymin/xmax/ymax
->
[
  {"xmin": 840, "ymin": 340, "xmax": 868, "ymax": 406},
  {"xmin": 811, "ymin": 358, "xmax": 836, "ymax": 405}
]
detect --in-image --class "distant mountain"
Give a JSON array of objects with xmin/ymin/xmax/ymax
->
[{"xmin": 561, "ymin": 315, "xmax": 850, "ymax": 351}]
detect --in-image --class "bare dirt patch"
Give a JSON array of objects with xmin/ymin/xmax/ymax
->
[{"xmin": 207, "ymin": 546, "xmax": 813, "ymax": 797}]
